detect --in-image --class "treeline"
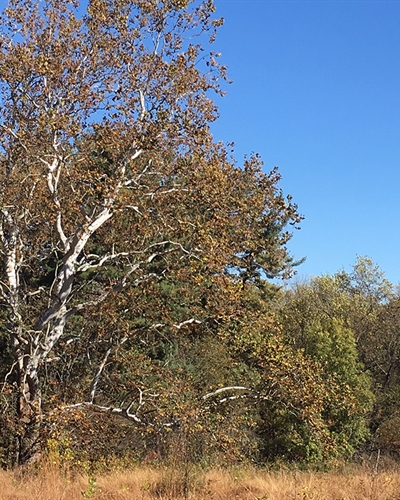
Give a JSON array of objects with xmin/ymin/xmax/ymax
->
[
  {"xmin": 0, "ymin": 0, "xmax": 398, "ymax": 470},
  {"xmin": 2, "ymin": 253, "xmax": 399, "ymax": 468}
]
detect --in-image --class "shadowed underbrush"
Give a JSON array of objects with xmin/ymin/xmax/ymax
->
[{"xmin": 1, "ymin": 462, "xmax": 400, "ymax": 500}]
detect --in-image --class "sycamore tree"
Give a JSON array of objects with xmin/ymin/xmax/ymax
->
[{"xmin": 0, "ymin": 0, "xmax": 302, "ymax": 465}]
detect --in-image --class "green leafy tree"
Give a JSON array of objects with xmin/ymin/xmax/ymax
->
[
  {"xmin": 329, "ymin": 257, "xmax": 400, "ymax": 454},
  {"xmin": 279, "ymin": 273, "xmax": 374, "ymax": 460}
]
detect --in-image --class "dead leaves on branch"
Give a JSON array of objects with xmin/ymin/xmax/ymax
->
[{"xmin": 0, "ymin": 0, "xmax": 306, "ymax": 466}]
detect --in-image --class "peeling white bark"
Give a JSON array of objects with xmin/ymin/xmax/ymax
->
[{"xmin": 1, "ymin": 142, "xmax": 148, "ymax": 422}]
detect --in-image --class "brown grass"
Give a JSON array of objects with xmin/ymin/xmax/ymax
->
[{"xmin": 1, "ymin": 463, "xmax": 400, "ymax": 500}]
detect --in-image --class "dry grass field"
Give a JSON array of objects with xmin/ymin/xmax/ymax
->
[{"xmin": 1, "ymin": 463, "xmax": 400, "ymax": 500}]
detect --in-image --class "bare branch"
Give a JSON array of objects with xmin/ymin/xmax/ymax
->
[
  {"xmin": 77, "ymin": 250, "xmax": 130, "ymax": 273},
  {"xmin": 173, "ymin": 318, "xmax": 202, "ymax": 329},
  {"xmin": 139, "ymin": 88, "xmax": 146, "ymax": 121},
  {"xmin": 88, "ymin": 345, "xmax": 113, "ymax": 404},
  {"xmin": 202, "ymin": 386, "xmax": 252, "ymax": 401}
]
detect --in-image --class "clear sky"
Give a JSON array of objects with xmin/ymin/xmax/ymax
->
[{"xmin": 210, "ymin": 0, "xmax": 400, "ymax": 285}]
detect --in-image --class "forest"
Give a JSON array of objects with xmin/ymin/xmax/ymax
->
[{"xmin": 0, "ymin": 0, "xmax": 399, "ymax": 475}]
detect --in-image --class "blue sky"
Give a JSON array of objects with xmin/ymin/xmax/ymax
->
[{"xmin": 210, "ymin": 0, "xmax": 400, "ymax": 284}]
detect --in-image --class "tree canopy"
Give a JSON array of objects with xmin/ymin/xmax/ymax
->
[
  {"xmin": 0, "ymin": 0, "xmax": 390, "ymax": 470},
  {"xmin": 0, "ymin": 0, "xmax": 305, "ymax": 466}
]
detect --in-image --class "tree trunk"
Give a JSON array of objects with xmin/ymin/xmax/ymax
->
[{"xmin": 11, "ymin": 333, "xmax": 43, "ymax": 465}]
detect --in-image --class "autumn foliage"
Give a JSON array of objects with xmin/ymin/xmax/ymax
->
[{"xmin": 0, "ymin": 0, "xmax": 394, "ymax": 471}]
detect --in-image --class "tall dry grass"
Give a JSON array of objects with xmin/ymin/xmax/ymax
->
[{"xmin": 1, "ymin": 463, "xmax": 400, "ymax": 499}]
